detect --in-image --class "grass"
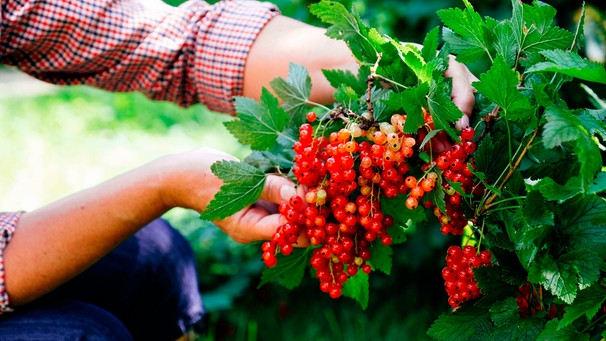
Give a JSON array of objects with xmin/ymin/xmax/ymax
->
[{"xmin": 0, "ymin": 82, "xmax": 248, "ymax": 213}]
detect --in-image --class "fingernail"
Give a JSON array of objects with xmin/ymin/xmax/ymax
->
[{"xmin": 280, "ymin": 185, "xmax": 297, "ymax": 202}]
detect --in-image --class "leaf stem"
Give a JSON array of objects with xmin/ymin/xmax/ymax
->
[{"xmin": 479, "ymin": 129, "xmax": 538, "ymax": 216}]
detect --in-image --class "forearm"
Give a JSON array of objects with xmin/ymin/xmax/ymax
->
[
  {"xmin": 3, "ymin": 159, "xmax": 170, "ymax": 307},
  {"xmin": 244, "ymin": 15, "xmax": 358, "ymax": 105}
]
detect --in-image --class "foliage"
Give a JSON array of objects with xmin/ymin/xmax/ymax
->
[{"xmin": 200, "ymin": 0, "xmax": 606, "ymax": 339}]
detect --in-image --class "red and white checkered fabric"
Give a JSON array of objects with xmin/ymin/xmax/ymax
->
[
  {"xmin": 0, "ymin": 212, "xmax": 21, "ymax": 313},
  {"xmin": 0, "ymin": 0, "xmax": 279, "ymax": 113}
]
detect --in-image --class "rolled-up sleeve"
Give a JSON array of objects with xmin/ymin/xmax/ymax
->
[
  {"xmin": 0, "ymin": 0, "xmax": 279, "ymax": 113},
  {"xmin": 0, "ymin": 212, "xmax": 21, "ymax": 313}
]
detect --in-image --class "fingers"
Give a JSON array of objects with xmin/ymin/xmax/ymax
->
[
  {"xmin": 216, "ymin": 206, "xmax": 285, "ymax": 244},
  {"xmin": 259, "ymin": 174, "xmax": 297, "ymax": 205},
  {"xmin": 444, "ymin": 56, "xmax": 478, "ymax": 129}
]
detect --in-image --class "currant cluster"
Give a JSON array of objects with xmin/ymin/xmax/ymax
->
[
  {"xmin": 516, "ymin": 281, "xmax": 559, "ymax": 319},
  {"xmin": 262, "ymin": 111, "xmax": 439, "ymax": 298},
  {"xmin": 431, "ymin": 127, "xmax": 482, "ymax": 236},
  {"xmin": 441, "ymin": 244, "xmax": 492, "ymax": 308}
]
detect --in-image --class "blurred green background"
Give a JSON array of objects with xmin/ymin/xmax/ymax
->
[{"xmin": 1, "ymin": 0, "xmax": 605, "ymax": 340}]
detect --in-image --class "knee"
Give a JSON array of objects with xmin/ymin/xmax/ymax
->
[{"xmin": 0, "ymin": 300, "xmax": 133, "ymax": 341}]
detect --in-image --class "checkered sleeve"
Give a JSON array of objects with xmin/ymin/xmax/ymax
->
[
  {"xmin": 0, "ymin": 0, "xmax": 279, "ymax": 113},
  {"xmin": 0, "ymin": 212, "xmax": 21, "ymax": 314}
]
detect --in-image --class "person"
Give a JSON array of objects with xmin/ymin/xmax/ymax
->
[{"xmin": 0, "ymin": 0, "xmax": 477, "ymax": 339}]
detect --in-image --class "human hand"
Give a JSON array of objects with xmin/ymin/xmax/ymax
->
[
  {"xmin": 429, "ymin": 57, "xmax": 478, "ymax": 154},
  {"xmin": 444, "ymin": 56, "xmax": 478, "ymax": 130},
  {"xmin": 157, "ymin": 148, "xmax": 300, "ymax": 244}
]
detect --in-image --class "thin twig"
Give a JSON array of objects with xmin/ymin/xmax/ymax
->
[{"xmin": 480, "ymin": 128, "xmax": 538, "ymax": 215}]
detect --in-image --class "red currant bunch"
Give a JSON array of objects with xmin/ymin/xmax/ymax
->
[
  {"xmin": 431, "ymin": 127, "xmax": 484, "ymax": 236},
  {"xmin": 441, "ymin": 244, "xmax": 492, "ymax": 308},
  {"xmin": 263, "ymin": 111, "xmax": 439, "ymax": 298}
]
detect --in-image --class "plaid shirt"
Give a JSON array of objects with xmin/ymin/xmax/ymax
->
[
  {"xmin": 1, "ymin": 0, "xmax": 279, "ymax": 113},
  {"xmin": 0, "ymin": 212, "xmax": 20, "ymax": 313},
  {"xmin": 0, "ymin": 0, "xmax": 279, "ymax": 313}
]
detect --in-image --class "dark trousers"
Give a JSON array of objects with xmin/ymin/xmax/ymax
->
[{"xmin": 0, "ymin": 218, "xmax": 204, "ymax": 340}]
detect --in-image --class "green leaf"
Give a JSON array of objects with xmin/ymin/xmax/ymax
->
[
  {"xmin": 228, "ymin": 88, "xmax": 289, "ymax": 151},
  {"xmin": 561, "ymin": 195, "xmax": 606, "ymax": 259},
  {"xmin": 199, "ymin": 161, "xmax": 266, "ymax": 221},
  {"xmin": 508, "ymin": 0, "xmax": 524, "ymax": 59},
  {"xmin": 559, "ymin": 284, "xmax": 606, "ymax": 329},
  {"xmin": 560, "ymin": 249, "xmax": 601, "ymax": 290},
  {"xmin": 368, "ymin": 241, "xmax": 392, "ymax": 275},
  {"xmin": 528, "ymin": 252, "xmax": 578, "ymax": 304},
  {"xmin": 309, "ymin": 0, "xmax": 375, "ymax": 62},
  {"xmin": 521, "ymin": 2, "xmax": 574, "ymax": 53},
  {"xmin": 474, "ymin": 266, "xmax": 518, "ymax": 300},
  {"xmin": 421, "ymin": 26, "xmax": 440, "ymax": 63},
  {"xmin": 269, "ymin": 63, "xmax": 312, "ymax": 122},
  {"xmin": 589, "ymin": 171, "xmax": 606, "ymax": 194},
  {"xmin": 538, "ymin": 319, "xmax": 589, "ymax": 341},
  {"xmin": 474, "ymin": 134, "xmax": 510, "ymax": 185},
  {"xmin": 427, "ymin": 305, "xmax": 492, "ymax": 341},
  {"xmin": 258, "ymin": 248, "xmax": 311, "ymax": 290},
  {"xmin": 342, "ymin": 271, "xmax": 369, "ymax": 310},
  {"xmin": 543, "ymin": 107, "xmax": 602, "ymax": 191},
  {"xmin": 489, "ymin": 297, "xmax": 520, "ymax": 327},
  {"xmin": 334, "ymin": 84, "xmax": 360, "ymax": 107},
  {"xmin": 472, "ymin": 55, "xmax": 535, "ymax": 122},
  {"xmin": 527, "ymin": 50, "xmax": 606, "ymax": 85},
  {"xmin": 309, "ymin": 0, "xmax": 360, "ymax": 41},
  {"xmin": 523, "ymin": 189, "xmax": 554, "ymax": 226},
  {"xmin": 322, "ymin": 68, "xmax": 366, "ymax": 95},
  {"xmin": 493, "ymin": 19, "xmax": 518, "ymax": 67},
  {"xmin": 542, "ymin": 106, "xmax": 586, "ymax": 149},
  {"xmin": 381, "ymin": 194, "xmax": 427, "ymax": 230},
  {"xmin": 437, "ymin": 0, "xmax": 492, "ymax": 63},
  {"xmin": 489, "ymin": 299, "xmax": 546, "ymax": 340},
  {"xmin": 389, "ymin": 40, "xmax": 433, "ymax": 84},
  {"xmin": 537, "ymin": 177, "xmax": 583, "ymax": 203},
  {"xmin": 383, "ymin": 83, "xmax": 430, "ymax": 134}
]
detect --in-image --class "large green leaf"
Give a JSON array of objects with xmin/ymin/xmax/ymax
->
[
  {"xmin": 227, "ymin": 88, "xmax": 289, "ymax": 151},
  {"xmin": 269, "ymin": 63, "xmax": 312, "ymax": 122},
  {"xmin": 309, "ymin": 0, "xmax": 375, "ymax": 62},
  {"xmin": 368, "ymin": 241, "xmax": 392, "ymax": 275},
  {"xmin": 342, "ymin": 271, "xmax": 369, "ymax": 310},
  {"xmin": 199, "ymin": 161, "xmax": 266, "ymax": 221},
  {"xmin": 383, "ymin": 83, "xmax": 430, "ymax": 134},
  {"xmin": 528, "ymin": 253, "xmax": 577, "ymax": 304},
  {"xmin": 538, "ymin": 319, "xmax": 589, "ymax": 341},
  {"xmin": 258, "ymin": 248, "xmax": 311, "ymax": 290},
  {"xmin": 527, "ymin": 50, "xmax": 606, "ymax": 85},
  {"xmin": 561, "ymin": 195, "xmax": 606, "ymax": 258},
  {"xmin": 427, "ymin": 305, "xmax": 492, "ymax": 341},
  {"xmin": 542, "ymin": 106, "xmax": 603, "ymax": 190},
  {"xmin": 437, "ymin": 0, "xmax": 492, "ymax": 63},
  {"xmin": 521, "ymin": 1, "xmax": 574, "ymax": 52},
  {"xmin": 559, "ymin": 284, "xmax": 606, "ymax": 329},
  {"xmin": 473, "ymin": 55, "xmax": 535, "ymax": 122}
]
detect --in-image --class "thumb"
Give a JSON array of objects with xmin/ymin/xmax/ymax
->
[{"xmin": 260, "ymin": 174, "xmax": 297, "ymax": 205}]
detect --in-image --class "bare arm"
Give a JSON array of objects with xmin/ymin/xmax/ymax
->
[
  {"xmin": 4, "ymin": 148, "xmax": 296, "ymax": 307},
  {"xmin": 244, "ymin": 15, "xmax": 357, "ymax": 106},
  {"xmin": 244, "ymin": 15, "xmax": 476, "ymax": 117}
]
